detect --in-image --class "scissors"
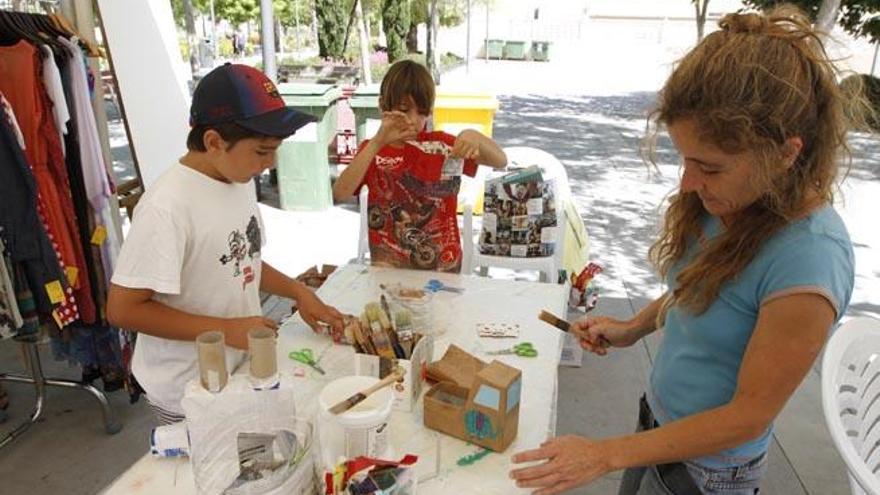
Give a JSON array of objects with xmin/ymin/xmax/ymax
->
[
  {"xmin": 288, "ymin": 348, "xmax": 326, "ymax": 374},
  {"xmin": 487, "ymin": 342, "xmax": 538, "ymax": 357}
]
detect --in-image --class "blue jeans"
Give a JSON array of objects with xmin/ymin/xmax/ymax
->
[
  {"xmin": 618, "ymin": 396, "xmax": 767, "ymax": 494},
  {"xmin": 619, "ymin": 454, "xmax": 767, "ymax": 494}
]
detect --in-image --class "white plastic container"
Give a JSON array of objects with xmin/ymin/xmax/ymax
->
[{"xmin": 317, "ymin": 375, "xmax": 394, "ymax": 470}]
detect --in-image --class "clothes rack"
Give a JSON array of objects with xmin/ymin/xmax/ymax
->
[
  {"xmin": 0, "ymin": 1, "xmax": 125, "ymax": 449},
  {"xmin": 0, "ymin": 337, "xmax": 122, "ymax": 449}
]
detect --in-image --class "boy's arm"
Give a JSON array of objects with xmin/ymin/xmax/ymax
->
[
  {"xmin": 260, "ymin": 262, "xmax": 346, "ymax": 333},
  {"xmin": 106, "ymin": 284, "xmax": 277, "ymax": 350},
  {"xmin": 333, "ymin": 139, "xmax": 382, "ymax": 202},
  {"xmin": 333, "ymin": 110, "xmax": 419, "ymax": 202},
  {"xmin": 453, "ymin": 129, "xmax": 507, "ymax": 169}
]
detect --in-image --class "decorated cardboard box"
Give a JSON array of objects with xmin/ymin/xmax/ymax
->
[{"xmin": 423, "ymin": 345, "xmax": 521, "ymax": 452}]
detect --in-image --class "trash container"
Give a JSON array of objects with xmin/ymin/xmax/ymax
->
[
  {"xmin": 530, "ymin": 41, "xmax": 551, "ymax": 62},
  {"xmin": 503, "ymin": 41, "xmax": 527, "ymax": 60},
  {"xmin": 348, "ymin": 84, "xmax": 382, "ymax": 143},
  {"xmin": 275, "ymin": 83, "xmax": 342, "ymax": 210},
  {"xmin": 433, "ymin": 88, "xmax": 500, "ymax": 138},
  {"xmin": 485, "ymin": 39, "xmax": 504, "ymax": 59}
]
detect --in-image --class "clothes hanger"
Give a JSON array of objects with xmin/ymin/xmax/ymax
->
[
  {"xmin": 49, "ymin": 12, "xmax": 102, "ymax": 57},
  {"xmin": 0, "ymin": 10, "xmax": 42, "ymax": 45}
]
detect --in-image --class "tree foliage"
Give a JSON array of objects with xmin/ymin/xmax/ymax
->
[
  {"xmin": 316, "ymin": 0, "xmax": 349, "ymax": 58},
  {"xmin": 383, "ymin": 0, "xmax": 411, "ymax": 62},
  {"xmin": 741, "ymin": 0, "xmax": 880, "ymax": 43}
]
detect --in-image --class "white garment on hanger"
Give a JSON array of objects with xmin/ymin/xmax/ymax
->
[
  {"xmin": 40, "ymin": 45, "xmax": 70, "ymax": 157},
  {"xmin": 57, "ymin": 36, "xmax": 120, "ymax": 275}
]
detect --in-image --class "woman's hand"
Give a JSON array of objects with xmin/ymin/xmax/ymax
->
[
  {"xmin": 374, "ymin": 110, "xmax": 418, "ymax": 147},
  {"xmin": 571, "ymin": 316, "xmax": 640, "ymax": 356},
  {"xmin": 510, "ymin": 436, "xmax": 613, "ymax": 495},
  {"xmin": 452, "ymin": 129, "xmax": 482, "ymax": 160}
]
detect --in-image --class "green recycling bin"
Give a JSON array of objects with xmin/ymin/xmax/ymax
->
[
  {"xmin": 530, "ymin": 41, "xmax": 551, "ymax": 62},
  {"xmin": 503, "ymin": 41, "xmax": 527, "ymax": 60},
  {"xmin": 348, "ymin": 84, "xmax": 382, "ymax": 144},
  {"xmin": 275, "ymin": 83, "xmax": 342, "ymax": 211},
  {"xmin": 485, "ymin": 39, "xmax": 504, "ymax": 59}
]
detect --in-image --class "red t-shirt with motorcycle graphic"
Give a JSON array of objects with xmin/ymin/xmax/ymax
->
[{"xmin": 357, "ymin": 131, "xmax": 478, "ymax": 272}]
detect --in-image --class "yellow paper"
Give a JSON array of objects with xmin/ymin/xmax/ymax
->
[
  {"xmin": 90, "ymin": 225, "xmax": 107, "ymax": 245},
  {"xmin": 52, "ymin": 309, "xmax": 64, "ymax": 328},
  {"xmin": 45, "ymin": 280, "xmax": 64, "ymax": 305},
  {"xmin": 65, "ymin": 266, "xmax": 79, "ymax": 288}
]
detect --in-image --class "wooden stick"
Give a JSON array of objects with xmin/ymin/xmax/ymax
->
[
  {"xmin": 328, "ymin": 368, "xmax": 403, "ymax": 415},
  {"xmin": 538, "ymin": 310, "xmax": 610, "ymax": 347}
]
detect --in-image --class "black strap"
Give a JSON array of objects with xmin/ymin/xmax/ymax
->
[{"xmin": 638, "ymin": 396, "xmax": 703, "ymax": 495}]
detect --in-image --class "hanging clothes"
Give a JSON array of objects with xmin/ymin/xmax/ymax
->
[
  {"xmin": 58, "ymin": 35, "xmax": 119, "ymax": 277},
  {"xmin": 0, "ymin": 39, "xmax": 97, "ymax": 326},
  {"xmin": 0, "ymin": 240, "xmax": 23, "ymax": 339},
  {"xmin": 39, "ymin": 44, "xmax": 69, "ymax": 157}
]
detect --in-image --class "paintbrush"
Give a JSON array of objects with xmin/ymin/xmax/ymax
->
[
  {"xmin": 328, "ymin": 367, "xmax": 404, "ymax": 415},
  {"xmin": 538, "ymin": 310, "xmax": 611, "ymax": 347}
]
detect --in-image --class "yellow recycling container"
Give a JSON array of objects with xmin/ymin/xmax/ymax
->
[{"xmin": 432, "ymin": 89, "xmax": 500, "ymax": 138}]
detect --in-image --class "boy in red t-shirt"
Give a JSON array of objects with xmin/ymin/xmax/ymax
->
[{"xmin": 333, "ymin": 60, "xmax": 507, "ymax": 272}]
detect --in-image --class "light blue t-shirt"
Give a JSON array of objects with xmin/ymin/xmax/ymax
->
[{"xmin": 647, "ymin": 205, "xmax": 854, "ymax": 469}]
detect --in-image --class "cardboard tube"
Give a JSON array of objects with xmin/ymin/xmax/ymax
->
[
  {"xmin": 248, "ymin": 328, "xmax": 277, "ymax": 380},
  {"xmin": 196, "ymin": 331, "xmax": 228, "ymax": 392}
]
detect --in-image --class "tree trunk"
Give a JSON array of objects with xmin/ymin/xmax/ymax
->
[
  {"xmin": 342, "ymin": 0, "xmax": 360, "ymax": 54},
  {"xmin": 183, "ymin": 0, "xmax": 200, "ymax": 75},
  {"xmin": 356, "ymin": 0, "xmax": 373, "ymax": 84},
  {"xmin": 406, "ymin": 23, "xmax": 419, "ymax": 53},
  {"xmin": 694, "ymin": 0, "xmax": 709, "ymax": 42},
  {"xmin": 816, "ymin": 0, "xmax": 841, "ymax": 36},
  {"xmin": 426, "ymin": 0, "xmax": 439, "ymax": 83}
]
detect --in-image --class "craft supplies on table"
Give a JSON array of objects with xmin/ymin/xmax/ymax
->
[
  {"xmin": 318, "ymin": 375, "xmax": 394, "ymax": 471},
  {"xmin": 487, "ymin": 342, "xmax": 538, "ymax": 357},
  {"xmin": 289, "ymin": 348, "xmax": 326, "ymax": 375},
  {"xmin": 103, "ymin": 264, "xmax": 569, "ymax": 495}
]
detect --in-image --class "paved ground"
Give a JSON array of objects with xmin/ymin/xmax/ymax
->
[{"xmin": 2, "ymin": 13, "xmax": 879, "ymax": 495}]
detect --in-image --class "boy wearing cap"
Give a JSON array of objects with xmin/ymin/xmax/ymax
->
[
  {"xmin": 333, "ymin": 60, "xmax": 507, "ymax": 272},
  {"xmin": 107, "ymin": 64, "xmax": 344, "ymax": 423}
]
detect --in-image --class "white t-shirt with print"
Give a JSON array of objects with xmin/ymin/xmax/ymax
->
[{"xmin": 112, "ymin": 163, "xmax": 264, "ymax": 413}]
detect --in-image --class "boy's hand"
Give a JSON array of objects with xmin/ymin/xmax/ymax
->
[
  {"xmin": 295, "ymin": 290, "xmax": 346, "ymax": 335},
  {"xmin": 223, "ymin": 316, "xmax": 279, "ymax": 349},
  {"xmin": 452, "ymin": 129, "xmax": 481, "ymax": 160},
  {"xmin": 375, "ymin": 111, "xmax": 418, "ymax": 147}
]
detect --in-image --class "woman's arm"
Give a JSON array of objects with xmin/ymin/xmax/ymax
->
[{"xmin": 511, "ymin": 292, "xmax": 834, "ymax": 495}]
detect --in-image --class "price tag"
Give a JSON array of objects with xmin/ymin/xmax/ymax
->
[
  {"xmin": 45, "ymin": 280, "xmax": 64, "ymax": 304},
  {"xmin": 91, "ymin": 225, "xmax": 107, "ymax": 245},
  {"xmin": 65, "ymin": 266, "xmax": 79, "ymax": 288}
]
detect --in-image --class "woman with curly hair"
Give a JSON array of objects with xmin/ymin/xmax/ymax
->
[{"xmin": 511, "ymin": 5, "xmax": 868, "ymax": 494}]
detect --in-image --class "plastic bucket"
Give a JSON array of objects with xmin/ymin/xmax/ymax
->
[{"xmin": 317, "ymin": 376, "xmax": 393, "ymax": 470}]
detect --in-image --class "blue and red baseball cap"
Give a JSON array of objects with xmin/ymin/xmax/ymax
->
[{"xmin": 189, "ymin": 63, "xmax": 314, "ymax": 138}]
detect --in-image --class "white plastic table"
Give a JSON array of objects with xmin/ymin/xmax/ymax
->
[{"xmin": 102, "ymin": 264, "xmax": 568, "ymax": 494}]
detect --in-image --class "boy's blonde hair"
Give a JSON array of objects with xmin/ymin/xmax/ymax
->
[
  {"xmin": 646, "ymin": 5, "xmax": 866, "ymax": 318},
  {"xmin": 379, "ymin": 60, "xmax": 435, "ymax": 115}
]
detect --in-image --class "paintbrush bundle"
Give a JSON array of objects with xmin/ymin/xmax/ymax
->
[{"xmin": 350, "ymin": 299, "xmax": 434, "ymax": 411}]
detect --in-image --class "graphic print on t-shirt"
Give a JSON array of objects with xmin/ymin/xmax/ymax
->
[
  {"xmin": 218, "ymin": 215, "xmax": 261, "ymax": 289},
  {"xmin": 362, "ymin": 132, "xmax": 477, "ymax": 272}
]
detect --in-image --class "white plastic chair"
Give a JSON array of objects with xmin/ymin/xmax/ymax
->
[
  {"xmin": 356, "ymin": 185, "xmax": 369, "ymax": 264},
  {"xmin": 822, "ymin": 317, "xmax": 880, "ymax": 495},
  {"xmin": 462, "ymin": 146, "xmax": 569, "ymax": 282}
]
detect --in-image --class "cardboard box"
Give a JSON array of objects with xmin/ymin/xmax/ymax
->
[
  {"xmin": 353, "ymin": 334, "xmax": 433, "ymax": 411},
  {"xmin": 423, "ymin": 357, "xmax": 521, "ymax": 452}
]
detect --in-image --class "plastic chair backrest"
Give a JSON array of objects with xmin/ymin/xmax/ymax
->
[{"xmin": 822, "ymin": 317, "xmax": 880, "ymax": 495}]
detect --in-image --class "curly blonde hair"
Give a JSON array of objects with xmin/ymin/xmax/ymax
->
[{"xmin": 646, "ymin": 5, "xmax": 862, "ymax": 319}]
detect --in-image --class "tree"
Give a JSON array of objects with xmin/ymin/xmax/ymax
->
[
  {"xmin": 741, "ymin": 0, "xmax": 880, "ymax": 44},
  {"xmin": 214, "ymin": 0, "xmax": 261, "ymax": 26},
  {"xmin": 382, "ymin": 0, "xmax": 410, "ymax": 62},
  {"xmin": 316, "ymin": 0, "xmax": 349, "ymax": 59},
  {"xmin": 693, "ymin": 0, "xmax": 711, "ymax": 41}
]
